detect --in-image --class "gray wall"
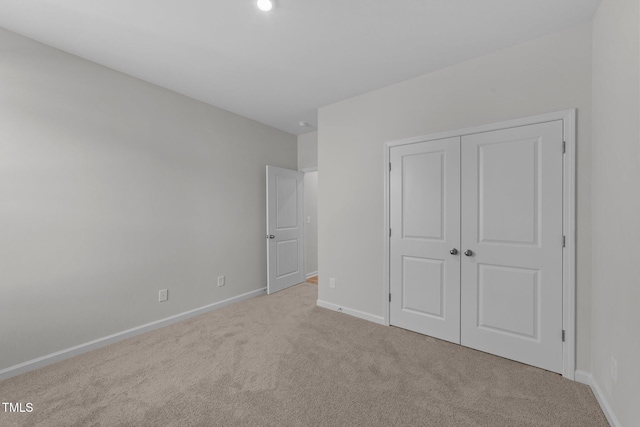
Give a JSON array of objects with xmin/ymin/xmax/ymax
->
[
  {"xmin": 318, "ymin": 23, "xmax": 593, "ymax": 371},
  {"xmin": 591, "ymin": 0, "xmax": 640, "ymax": 424},
  {"xmin": 298, "ymin": 131, "xmax": 318, "ymax": 171},
  {"xmin": 0, "ymin": 29, "xmax": 297, "ymax": 371},
  {"xmin": 303, "ymin": 172, "xmax": 318, "ymax": 277}
]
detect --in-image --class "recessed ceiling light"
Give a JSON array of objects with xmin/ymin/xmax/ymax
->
[{"xmin": 257, "ymin": 0, "xmax": 273, "ymax": 12}]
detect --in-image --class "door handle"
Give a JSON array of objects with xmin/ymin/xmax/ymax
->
[
  {"xmin": 464, "ymin": 249, "xmax": 474, "ymax": 257},
  {"xmin": 449, "ymin": 248, "xmax": 458, "ymax": 255},
  {"xmin": 266, "ymin": 235, "xmax": 275, "ymax": 239}
]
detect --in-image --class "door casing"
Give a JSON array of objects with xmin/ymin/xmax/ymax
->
[{"xmin": 382, "ymin": 109, "xmax": 576, "ymax": 380}]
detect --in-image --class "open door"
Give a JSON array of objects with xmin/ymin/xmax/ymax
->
[{"xmin": 266, "ymin": 165, "xmax": 305, "ymax": 294}]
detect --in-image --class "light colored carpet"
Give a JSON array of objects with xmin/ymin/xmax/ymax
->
[{"xmin": 0, "ymin": 282, "xmax": 608, "ymax": 426}]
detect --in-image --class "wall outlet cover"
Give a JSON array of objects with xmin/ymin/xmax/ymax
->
[
  {"xmin": 217, "ymin": 276, "xmax": 225, "ymax": 287},
  {"xmin": 158, "ymin": 289, "xmax": 168, "ymax": 302}
]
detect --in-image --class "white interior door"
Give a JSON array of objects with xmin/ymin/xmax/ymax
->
[
  {"xmin": 389, "ymin": 137, "xmax": 461, "ymax": 344},
  {"xmin": 460, "ymin": 121, "xmax": 564, "ymax": 373},
  {"xmin": 266, "ymin": 166, "xmax": 305, "ymax": 294}
]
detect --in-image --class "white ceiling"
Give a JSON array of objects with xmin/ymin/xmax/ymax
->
[{"xmin": 0, "ymin": 0, "xmax": 600, "ymax": 135}]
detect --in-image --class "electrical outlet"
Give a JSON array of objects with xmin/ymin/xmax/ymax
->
[
  {"xmin": 329, "ymin": 278, "xmax": 335, "ymax": 288},
  {"xmin": 217, "ymin": 276, "xmax": 225, "ymax": 287},
  {"xmin": 158, "ymin": 289, "xmax": 168, "ymax": 302},
  {"xmin": 610, "ymin": 356, "xmax": 617, "ymax": 383},
  {"xmin": 307, "ymin": 216, "xmax": 311, "ymax": 224}
]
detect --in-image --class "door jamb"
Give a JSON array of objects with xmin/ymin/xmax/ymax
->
[
  {"xmin": 382, "ymin": 109, "xmax": 576, "ymax": 380},
  {"xmin": 301, "ymin": 168, "xmax": 318, "ymax": 281}
]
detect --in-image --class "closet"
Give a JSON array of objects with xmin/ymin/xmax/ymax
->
[{"xmin": 389, "ymin": 118, "xmax": 566, "ymax": 373}]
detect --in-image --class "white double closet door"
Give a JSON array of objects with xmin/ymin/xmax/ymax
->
[{"xmin": 389, "ymin": 121, "xmax": 564, "ymax": 373}]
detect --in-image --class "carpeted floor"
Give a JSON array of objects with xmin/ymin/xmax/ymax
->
[{"xmin": 0, "ymin": 282, "xmax": 608, "ymax": 426}]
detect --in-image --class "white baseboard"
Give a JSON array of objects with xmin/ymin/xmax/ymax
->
[
  {"xmin": 316, "ymin": 299, "xmax": 386, "ymax": 325},
  {"xmin": 0, "ymin": 287, "xmax": 267, "ymax": 382},
  {"xmin": 306, "ymin": 271, "xmax": 318, "ymax": 279},
  {"xmin": 575, "ymin": 370, "xmax": 621, "ymax": 427}
]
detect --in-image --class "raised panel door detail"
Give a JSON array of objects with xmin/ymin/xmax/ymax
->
[
  {"xmin": 276, "ymin": 239, "xmax": 299, "ymax": 278},
  {"xmin": 402, "ymin": 256, "xmax": 444, "ymax": 319},
  {"xmin": 478, "ymin": 138, "xmax": 540, "ymax": 246},
  {"xmin": 276, "ymin": 174, "xmax": 298, "ymax": 229},
  {"xmin": 402, "ymin": 151, "xmax": 444, "ymax": 241},
  {"xmin": 477, "ymin": 264, "xmax": 539, "ymax": 340}
]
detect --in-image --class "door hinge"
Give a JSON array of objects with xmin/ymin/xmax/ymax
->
[
  {"xmin": 562, "ymin": 235, "xmax": 566, "ymax": 247},
  {"xmin": 562, "ymin": 141, "xmax": 566, "ymax": 154},
  {"xmin": 562, "ymin": 330, "xmax": 565, "ymax": 342},
  {"xmin": 389, "ymin": 293, "xmax": 391, "ymax": 302},
  {"xmin": 389, "ymin": 162, "xmax": 392, "ymax": 172},
  {"xmin": 389, "ymin": 228, "xmax": 392, "ymax": 237}
]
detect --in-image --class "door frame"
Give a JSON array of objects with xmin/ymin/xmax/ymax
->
[
  {"xmin": 301, "ymin": 167, "xmax": 318, "ymax": 281},
  {"xmin": 382, "ymin": 109, "xmax": 576, "ymax": 380}
]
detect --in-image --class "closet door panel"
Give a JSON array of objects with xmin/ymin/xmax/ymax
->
[
  {"xmin": 389, "ymin": 137, "xmax": 461, "ymax": 344},
  {"xmin": 460, "ymin": 120, "xmax": 564, "ymax": 373}
]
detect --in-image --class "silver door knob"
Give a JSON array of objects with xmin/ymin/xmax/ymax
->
[
  {"xmin": 449, "ymin": 248, "xmax": 458, "ymax": 255},
  {"xmin": 266, "ymin": 235, "xmax": 275, "ymax": 239},
  {"xmin": 464, "ymin": 249, "xmax": 473, "ymax": 256}
]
